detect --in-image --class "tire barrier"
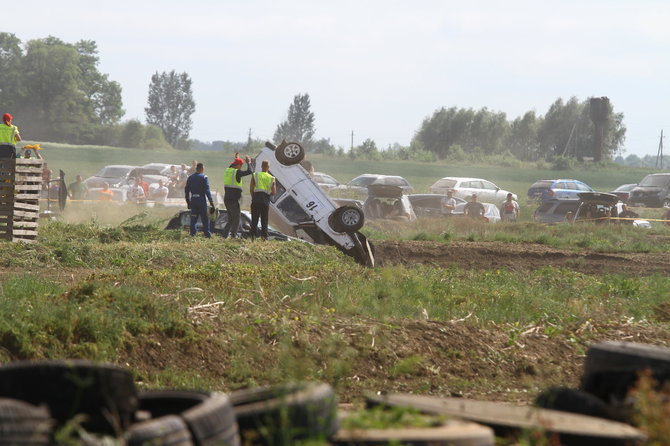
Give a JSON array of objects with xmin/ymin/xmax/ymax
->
[{"xmin": 0, "ymin": 352, "xmax": 655, "ymax": 445}]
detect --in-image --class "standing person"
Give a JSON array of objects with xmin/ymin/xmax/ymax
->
[
  {"xmin": 464, "ymin": 194, "xmax": 485, "ymax": 219},
  {"xmin": 188, "ymin": 160, "xmax": 198, "ymax": 175},
  {"xmin": 249, "ymin": 159, "xmax": 276, "ymax": 240},
  {"xmin": 500, "ymin": 192, "xmax": 520, "ymax": 222},
  {"xmin": 68, "ymin": 175, "xmax": 89, "ymax": 200},
  {"xmin": 185, "ymin": 162, "xmax": 215, "ymax": 238},
  {"xmin": 0, "ymin": 113, "xmax": 21, "ymax": 159},
  {"xmin": 98, "ymin": 183, "xmax": 114, "ymax": 201},
  {"xmin": 127, "ymin": 177, "xmax": 146, "ymax": 203},
  {"xmin": 137, "ymin": 174, "xmax": 150, "ymax": 197},
  {"xmin": 221, "ymin": 153, "xmax": 252, "ymax": 238},
  {"xmin": 41, "ymin": 162, "xmax": 52, "ymax": 196},
  {"xmin": 441, "ymin": 189, "xmax": 457, "ymax": 216},
  {"xmin": 149, "ymin": 179, "xmax": 169, "ymax": 203}
]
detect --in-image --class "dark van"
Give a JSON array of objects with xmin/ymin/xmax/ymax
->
[{"xmin": 628, "ymin": 174, "xmax": 670, "ymax": 208}]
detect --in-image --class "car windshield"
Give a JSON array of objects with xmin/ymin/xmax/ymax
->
[
  {"xmin": 316, "ymin": 175, "xmax": 338, "ymax": 185},
  {"xmin": 350, "ymin": 177, "xmax": 379, "ymax": 187},
  {"xmin": 435, "ymin": 179, "xmax": 457, "ymax": 189},
  {"xmin": 95, "ymin": 166, "xmax": 133, "ymax": 178},
  {"xmin": 615, "ymin": 184, "xmax": 636, "ymax": 192},
  {"xmin": 638, "ymin": 175, "xmax": 670, "ymax": 187},
  {"xmin": 530, "ymin": 180, "xmax": 553, "ymax": 189}
]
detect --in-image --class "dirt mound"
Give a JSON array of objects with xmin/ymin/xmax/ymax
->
[{"xmin": 374, "ymin": 240, "xmax": 670, "ymax": 276}]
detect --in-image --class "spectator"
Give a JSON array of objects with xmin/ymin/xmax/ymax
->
[
  {"xmin": 98, "ymin": 183, "xmax": 114, "ymax": 201},
  {"xmin": 137, "ymin": 174, "xmax": 150, "ymax": 197},
  {"xmin": 441, "ymin": 189, "xmax": 457, "ymax": 216},
  {"xmin": 148, "ymin": 179, "xmax": 169, "ymax": 203},
  {"xmin": 188, "ymin": 160, "xmax": 198, "ymax": 175},
  {"xmin": 41, "ymin": 162, "xmax": 52, "ymax": 195},
  {"xmin": 464, "ymin": 194, "xmax": 485, "ymax": 219},
  {"xmin": 618, "ymin": 204, "xmax": 639, "ymax": 225},
  {"xmin": 127, "ymin": 177, "xmax": 146, "ymax": 203},
  {"xmin": 68, "ymin": 175, "xmax": 88, "ymax": 201},
  {"xmin": 500, "ymin": 192, "xmax": 520, "ymax": 222},
  {"xmin": 565, "ymin": 211, "xmax": 575, "ymax": 223}
]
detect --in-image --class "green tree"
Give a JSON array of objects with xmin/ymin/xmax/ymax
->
[
  {"xmin": 145, "ymin": 70, "xmax": 196, "ymax": 149},
  {"xmin": 273, "ymin": 93, "xmax": 315, "ymax": 146},
  {"xmin": 1, "ymin": 34, "xmax": 124, "ymax": 144}
]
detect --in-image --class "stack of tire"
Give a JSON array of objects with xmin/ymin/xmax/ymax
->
[
  {"xmin": 0, "ymin": 360, "xmax": 339, "ymax": 445},
  {"xmin": 535, "ymin": 340, "xmax": 670, "ymax": 436}
]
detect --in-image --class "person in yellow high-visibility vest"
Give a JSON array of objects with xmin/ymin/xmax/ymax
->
[
  {"xmin": 249, "ymin": 159, "xmax": 276, "ymax": 240},
  {"xmin": 221, "ymin": 152, "xmax": 252, "ymax": 238},
  {"xmin": 0, "ymin": 113, "xmax": 21, "ymax": 159}
]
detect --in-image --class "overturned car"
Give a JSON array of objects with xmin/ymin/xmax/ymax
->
[{"xmin": 253, "ymin": 141, "xmax": 375, "ymax": 266}]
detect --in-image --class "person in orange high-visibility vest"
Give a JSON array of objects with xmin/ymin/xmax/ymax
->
[
  {"xmin": 249, "ymin": 159, "xmax": 276, "ymax": 240},
  {"xmin": 0, "ymin": 113, "xmax": 21, "ymax": 159}
]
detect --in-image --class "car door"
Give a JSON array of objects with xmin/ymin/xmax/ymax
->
[{"xmin": 480, "ymin": 180, "xmax": 501, "ymax": 202}]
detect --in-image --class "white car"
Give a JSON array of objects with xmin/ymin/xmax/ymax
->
[
  {"xmin": 429, "ymin": 177, "xmax": 517, "ymax": 205},
  {"xmin": 344, "ymin": 174, "xmax": 414, "ymax": 196},
  {"xmin": 253, "ymin": 141, "xmax": 374, "ymax": 266}
]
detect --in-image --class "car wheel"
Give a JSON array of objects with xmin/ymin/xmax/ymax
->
[
  {"xmin": 663, "ymin": 198, "xmax": 670, "ymax": 208},
  {"xmin": 274, "ymin": 141, "xmax": 305, "ymax": 165},
  {"xmin": 329, "ymin": 206, "xmax": 364, "ymax": 233}
]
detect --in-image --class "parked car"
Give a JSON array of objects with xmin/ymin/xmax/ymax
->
[
  {"xmin": 452, "ymin": 202, "xmax": 501, "ymax": 223},
  {"xmin": 165, "ymin": 209, "xmax": 302, "ymax": 241},
  {"xmin": 628, "ymin": 174, "xmax": 670, "ymax": 208},
  {"xmin": 253, "ymin": 141, "xmax": 374, "ymax": 266},
  {"xmin": 344, "ymin": 174, "xmax": 414, "ymax": 196},
  {"xmin": 609, "ymin": 183, "xmax": 637, "ymax": 203},
  {"xmin": 408, "ymin": 194, "xmax": 467, "ymax": 218},
  {"xmin": 312, "ymin": 172, "xmax": 343, "ymax": 192},
  {"xmin": 534, "ymin": 199, "xmax": 580, "ymax": 224},
  {"xmin": 527, "ymin": 179, "xmax": 594, "ymax": 201},
  {"xmin": 363, "ymin": 184, "xmax": 416, "ymax": 222},
  {"xmin": 84, "ymin": 165, "xmax": 138, "ymax": 188},
  {"xmin": 141, "ymin": 163, "xmax": 180, "ymax": 176},
  {"xmin": 429, "ymin": 177, "xmax": 516, "ymax": 205}
]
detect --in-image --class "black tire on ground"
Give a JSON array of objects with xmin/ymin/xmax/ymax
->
[
  {"xmin": 534, "ymin": 387, "xmax": 629, "ymax": 423},
  {"xmin": 274, "ymin": 141, "xmax": 305, "ymax": 165},
  {"xmin": 126, "ymin": 415, "xmax": 194, "ymax": 446},
  {"xmin": 0, "ymin": 360, "xmax": 138, "ymax": 435},
  {"xmin": 138, "ymin": 390, "xmax": 240, "ymax": 446},
  {"xmin": 663, "ymin": 198, "xmax": 670, "ymax": 208},
  {"xmin": 329, "ymin": 206, "xmax": 365, "ymax": 233},
  {"xmin": 0, "ymin": 398, "xmax": 53, "ymax": 445},
  {"xmin": 331, "ymin": 420, "xmax": 495, "ymax": 445},
  {"xmin": 230, "ymin": 382, "xmax": 338, "ymax": 445},
  {"xmin": 581, "ymin": 341, "xmax": 670, "ymax": 402}
]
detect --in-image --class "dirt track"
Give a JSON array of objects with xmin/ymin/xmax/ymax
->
[{"xmin": 374, "ymin": 240, "xmax": 670, "ymax": 276}]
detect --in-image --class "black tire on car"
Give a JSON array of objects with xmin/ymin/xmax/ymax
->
[
  {"xmin": 329, "ymin": 206, "xmax": 365, "ymax": 233},
  {"xmin": 0, "ymin": 360, "xmax": 138, "ymax": 435},
  {"xmin": 663, "ymin": 198, "xmax": 670, "ymax": 208},
  {"xmin": 581, "ymin": 341, "xmax": 670, "ymax": 402},
  {"xmin": 0, "ymin": 398, "xmax": 53, "ymax": 445},
  {"xmin": 274, "ymin": 141, "xmax": 305, "ymax": 165},
  {"xmin": 137, "ymin": 390, "xmax": 240, "ymax": 446},
  {"xmin": 230, "ymin": 382, "xmax": 338, "ymax": 445},
  {"xmin": 126, "ymin": 415, "xmax": 194, "ymax": 446}
]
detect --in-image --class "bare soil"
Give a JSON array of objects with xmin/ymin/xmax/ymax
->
[{"xmin": 374, "ymin": 239, "xmax": 670, "ymax": 276}]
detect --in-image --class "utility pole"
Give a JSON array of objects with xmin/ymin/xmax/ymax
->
[
  {"xmin": 659, "ymin": 130, "xmax": 664, "ymax": 169},
  {"xmin": 350, "ymin": 130, "xmax": 354, "ymax": 151},
  {"xmin": 246, "ymin": 128, "xmax": 252, "ymax": 150}
]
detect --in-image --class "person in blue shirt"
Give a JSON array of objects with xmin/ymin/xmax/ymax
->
[{"xmin": 185, "ymin": 162, "xmax": 215, "ymax": 238}]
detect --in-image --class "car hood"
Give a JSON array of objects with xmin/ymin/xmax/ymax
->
[{"xmin": 577, "ymin": 192, "xmax": 619, "ymax": 205}]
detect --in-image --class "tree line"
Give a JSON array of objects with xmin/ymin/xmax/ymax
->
[{"xmin": 1, "ymin": 33, "xmax": 628, "ymax": 162}]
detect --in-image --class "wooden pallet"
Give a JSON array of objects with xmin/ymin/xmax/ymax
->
[{"xmin": 0, "ymin": 158, "xmax": 43, "ymax": 243}]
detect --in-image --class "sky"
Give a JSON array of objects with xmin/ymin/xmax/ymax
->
[{"xmin": 6, "ymin": 0, "xmax": 670, "ymax": 157}]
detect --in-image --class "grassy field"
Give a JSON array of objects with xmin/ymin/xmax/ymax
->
[{"xmin": 32, "ymin": 141, "xmax": 656, "ymax": 198}]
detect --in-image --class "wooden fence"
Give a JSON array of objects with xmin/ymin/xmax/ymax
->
[{"xmin": 0, "ymin": 158, "xmax": 43, "ymax": 243}]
